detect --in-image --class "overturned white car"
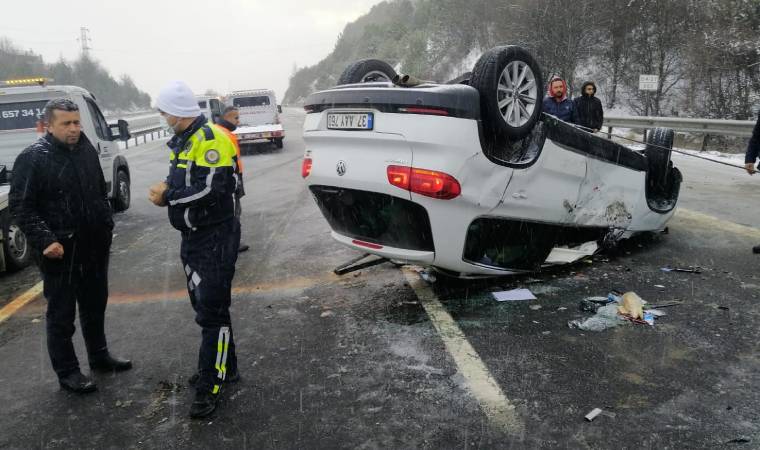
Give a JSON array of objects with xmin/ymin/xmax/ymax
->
[{"xmin": 301, "ymin": 46, "xmax": 681, "ymax": 277}]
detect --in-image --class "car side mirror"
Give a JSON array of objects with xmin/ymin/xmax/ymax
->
[
  {"xmin": 109, "ymin": 119, "xmax": 131, "ymax": 142},
  {"xmin": 277, "ymin": 105, "xmax": 282, "ymax": 114}
]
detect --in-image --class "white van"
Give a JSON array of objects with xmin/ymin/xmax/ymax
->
[
  {"xmin": 0, "ymin": 78, "xmax": 132, "ymax": 272},
  {"xmin": 196, "ymin": 95, "xmax": 224, "ymax": 124},
  {"xmin": 227, "ymin": 89, "xmax": 284, "ymax": 149}
]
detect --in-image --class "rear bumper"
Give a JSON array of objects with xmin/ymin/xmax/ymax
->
[{"xmin": 235, "ymin": 125, "xmax": 285, "ymax": 144}]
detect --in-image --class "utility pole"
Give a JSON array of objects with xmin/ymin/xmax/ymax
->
[{"xmin": 78, "ymin": 27, "xmax": 91, "ymax": 55}]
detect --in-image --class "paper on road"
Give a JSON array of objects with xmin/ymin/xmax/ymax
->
[{"xmin": 492, "ymin": 288, "xmax": 537, "ymax": 302}]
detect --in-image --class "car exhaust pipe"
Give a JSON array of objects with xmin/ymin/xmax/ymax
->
[{"xmin": 392, "ymin": 74, "xmax": 432, "ymax": 87}]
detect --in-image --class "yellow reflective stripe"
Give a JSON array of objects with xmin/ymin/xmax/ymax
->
[
  {"xmin": 177, "ymin": 163, "xmax": 187, "ymax": 168},
  {"xmin": 212, "ymin": 385, "xmax": 220, "ymax": 394}
]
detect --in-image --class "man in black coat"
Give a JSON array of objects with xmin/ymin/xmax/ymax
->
[
  {"xmin": 744, "ymin": 109, "xmax": 760, "ymax": 252},
  {"xmin": 573, "ymin": 81, "xmax": 604, "ymax": 133},
  {"xmin": 9, "ymin": 98, "xmax": 131, "ymax": 394}
]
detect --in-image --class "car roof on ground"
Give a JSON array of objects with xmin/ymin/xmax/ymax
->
[{"xmin": 228, "ymin": 89, "xmax": 275, "ymax": 97}]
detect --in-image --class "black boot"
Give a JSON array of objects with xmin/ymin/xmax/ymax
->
[
  {"xmin": 90, "ymin": 354, "xmax": 133, "ymax": 372},
  {"xmin": 753, "ymin": 245, "xmax": 760, "ymax": 254},
  {"xmin": 189, "ymin": 391, "xmax": 219, "ymax": 419},
  {"xmin": 59, "ymin": 371, "xmax": 97, "ymax": 394}
]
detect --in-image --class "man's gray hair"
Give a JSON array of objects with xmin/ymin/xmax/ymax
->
[
  {"xmin": 223, "ymin": 105, "xmax": 239, "ymax": 115},
  {"xmin": 44, "ymin": 98, "xmax": 79, "ymax": 123}
]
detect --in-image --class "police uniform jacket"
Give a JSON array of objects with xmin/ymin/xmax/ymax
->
[{"xmin": 163, "ymin": 115, "xmax": 238, "ymax": 232}]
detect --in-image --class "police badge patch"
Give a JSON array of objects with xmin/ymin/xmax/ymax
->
[{"xmin": 204, "ymin": 149, "xmax": 221, "ymax": 164}]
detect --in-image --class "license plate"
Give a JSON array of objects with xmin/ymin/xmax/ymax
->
[{"xmin": 327, "ymin": 112, "xmax": 374, "ymax": 130}]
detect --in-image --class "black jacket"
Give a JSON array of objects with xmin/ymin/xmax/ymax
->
[
  {"xmin": 9, "ymin": 133, "xmax": 113, "ymax": 258},
  {"xmin": 573, "ymin": 81, "xmax": 604, "ymax": 131},
  {"xmin": 745, "ymin": 110, "xmax": 760, "ymax": 164}
]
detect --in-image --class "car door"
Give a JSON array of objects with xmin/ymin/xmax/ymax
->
[{"xmin": 82, "ymin": 96, "xmax": 115, "ymax": 197}]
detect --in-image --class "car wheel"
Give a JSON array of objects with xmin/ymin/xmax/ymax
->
[
  {"xmin": 645, "ymin": 127, "xmax": 674, "ymax": 187},
  {"xmin": 470, "ymin": 46, "xmax": 543, "ymax": 141},
  {"xmin": 3, "ymin": 219, "xmax": 31, "ymax": 271},
  {"xmin": 274, "ymin": 138, "xmax": 284, "ymax": 149},
  {"xmin": 113, "ymin": 169, "xmax": 130, "ymax": 212},
  {"xmin": 338, "ymin": 59, "xmax": 397, "ymax": 85}
]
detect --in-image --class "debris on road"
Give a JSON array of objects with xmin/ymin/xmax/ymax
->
[
  {"xmin": 545, "ymin": 241, "xmax": 599, "ymax": 265},
  {"xmin": 661, "ymin": 266, "xmax": 701, "ymax": 273},
  {"xmin": 492, "ymin": 288, "xmax": 536, "ymax": 302},
  {"xmin": 568, "ymin": 304, "xmax": 625, "ymax": 331},
  {"xmin": 584, "ymin": 408, "xmax": 603, "ymax": 422},
  {"xmin": 320, "ymin": 311, "xmax": 335, "ymax": 318},
  {"xmin": 618, "ymin": 292, "xmax": 645, "ymax": 320},
  {"xmin": 530, "ymin": 304, "xmax": 542, "ymax": 310}
]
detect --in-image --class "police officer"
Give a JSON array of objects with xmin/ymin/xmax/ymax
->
[{"xmin": 148, "ymin": 81, "xmax": 240, "ymax": 418}]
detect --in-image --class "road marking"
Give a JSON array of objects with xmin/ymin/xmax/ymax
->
[
  {"xmin": 402, "ymin": 268, "xmax": 525, "ymax": 435},
  {"xmin": 677, "ymin": 208, "xmax": 760, "ymax": 239},
  {"xmin": 0, "ymin": 281, "xmax": 43, "ymax": 324}
]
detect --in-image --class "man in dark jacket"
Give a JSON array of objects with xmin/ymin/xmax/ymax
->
[
  {"xmin": 9, "ymin": 98, "xmax": 131, "ymax": 394},
  {"xmin": 542, "ymin": 76, "xmax": 575, "ymax": 122},
  {"xmin": 744, "ymin": 109, "xmax": 760, "ymax": 252},
  {"xmin": 573, "ymin": 81, "xmax": 604, "ymax": 132}
]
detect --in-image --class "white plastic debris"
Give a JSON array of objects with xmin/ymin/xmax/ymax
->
[
  {"xmin": 545, "ymin": 241, "xmax": 599, "ymax": 264},
  {"xmin": 492, "ymin": 288, "xmax": 537, "ymax": 302}
]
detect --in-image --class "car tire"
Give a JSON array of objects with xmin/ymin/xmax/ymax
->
[
  {"xmin": 113, "ymin": 169, "xmax": 130, "ymax": 212},
  {"xmin": 274, "ymin": 138, "xmax": 284, "ymax": 149},
  {"xmin": 645, "ymin": 127, "xmax": 674, "ymax": 187},
  {"xmin": 470, "ymin": 46, "xmax": 543, "ymax": 141},
  {"xmin": 2, "ymin": 218, "xmax": 31, "ymax": 272},
  {"xmin": 338, "ymin": 59, "xmax": 397, "ymax": 85}
]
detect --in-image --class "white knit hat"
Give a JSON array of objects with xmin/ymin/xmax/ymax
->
[{"xmin": 156, "ymin": 80, "xmax": 201, "ymax": 118}]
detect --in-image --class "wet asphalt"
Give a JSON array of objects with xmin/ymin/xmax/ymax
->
[{"xmin": 0, "ymin": 109, "xmax": 759, "ymax": 449}]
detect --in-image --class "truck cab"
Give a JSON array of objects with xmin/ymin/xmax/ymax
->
[
  {"xmin": 0, "ymin": 78, "xmax": 132, "ymax": 272},
  {"xmin": 227, "ymin": 89, "xmax": 285, "ymax": 149},
  {"xmin": 196, "ymin": 95, "xmax": 224, "ymax": 124}
]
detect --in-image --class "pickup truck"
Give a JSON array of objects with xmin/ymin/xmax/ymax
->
[
  {"xmin": 227, "ymin": 89, "xmax": 285, "ymax": 150},
  {"xmin": 0, "ymin": 78, "xmax": 132, "ymax": 272}
]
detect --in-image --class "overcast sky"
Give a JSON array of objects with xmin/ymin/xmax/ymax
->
[{"xmin": 1, "ymin": 0, "xmax": 385, "ymax": 103}]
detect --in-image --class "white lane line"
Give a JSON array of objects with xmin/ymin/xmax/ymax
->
[
  {"xmin": 402, "ymin": 268, "xmax": 524, "ymax": 435},
  {"xmin": 676, "ymin": 208, "xmax": 760, "ymax": 239}
]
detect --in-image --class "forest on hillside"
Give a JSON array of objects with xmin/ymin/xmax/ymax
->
[
  {"xmin": 0, "ymin": 38, "xmax": 151, "ymax": 113},
  {"xmin": 285, "ymin": 0, "xmax": 760, "ymax": 121}
]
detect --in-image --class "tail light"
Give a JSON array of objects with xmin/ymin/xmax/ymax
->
[
  {"xmin": 302, "ymin": 158, "xmax": 312, "ymax": 178},
  {"xmin": 272, "ymin": 131, "xmax": 283, "ymax": 137},
  {"xmin": 387, "ymin": 165, "xmax": 461, "ymax": 200}
]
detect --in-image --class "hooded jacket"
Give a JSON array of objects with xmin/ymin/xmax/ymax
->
[
  {"xmin": 542, "ymin": 76, "xmax": 575, "ymax": 122},
  {"xmin": 573, "ymin": 81, "xmax": 604, "ymax": 131}
]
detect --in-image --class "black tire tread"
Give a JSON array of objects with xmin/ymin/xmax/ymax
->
[
  {"xmin": 469, "ymin": 46, "xmax": 543, "ymax": 141},
  {"xmin": 338, "ymin": 59, "xmax": 397, "ymax": 85}
]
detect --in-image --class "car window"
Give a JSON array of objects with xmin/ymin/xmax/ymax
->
[
  {"xmin": 209, "ymin": 99, "xmax": 220, "ymax": 113},
  {"xmin": 198, "ymin": 100, "xmax": 208, "ymax": 109},
  {"xmin": 85, "ymin": 97, "xmax": 110, "ymax": 141},
  {"xmin": 232, "ymin": 96, "xmax": 271, "ymax": 108},
  {"xmin": 0, "ymin": 100, "xmax": 47, "ymax": 131}
]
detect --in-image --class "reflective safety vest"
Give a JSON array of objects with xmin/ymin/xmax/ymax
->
[{"xmin": 165, "ymin": 118, "xmax": 239, "ymax": 232}]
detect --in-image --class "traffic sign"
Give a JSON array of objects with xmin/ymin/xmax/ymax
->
[{"xmin": 639, "ymin": 74, "xmax": 659, "ymax": 91}]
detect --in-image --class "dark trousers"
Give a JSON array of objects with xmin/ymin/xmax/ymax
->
[
  {"xmin": 180, "ymin": 218, "xmax": 240, "ymax": 394},
  {"xmin": 41, "ymin": 236, "xmax": 111, "ymax": 378}
]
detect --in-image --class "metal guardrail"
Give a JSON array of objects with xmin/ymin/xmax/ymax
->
[{"xmin": 604, "ymin": 115, "xmax": 755, "ymax": 137}]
